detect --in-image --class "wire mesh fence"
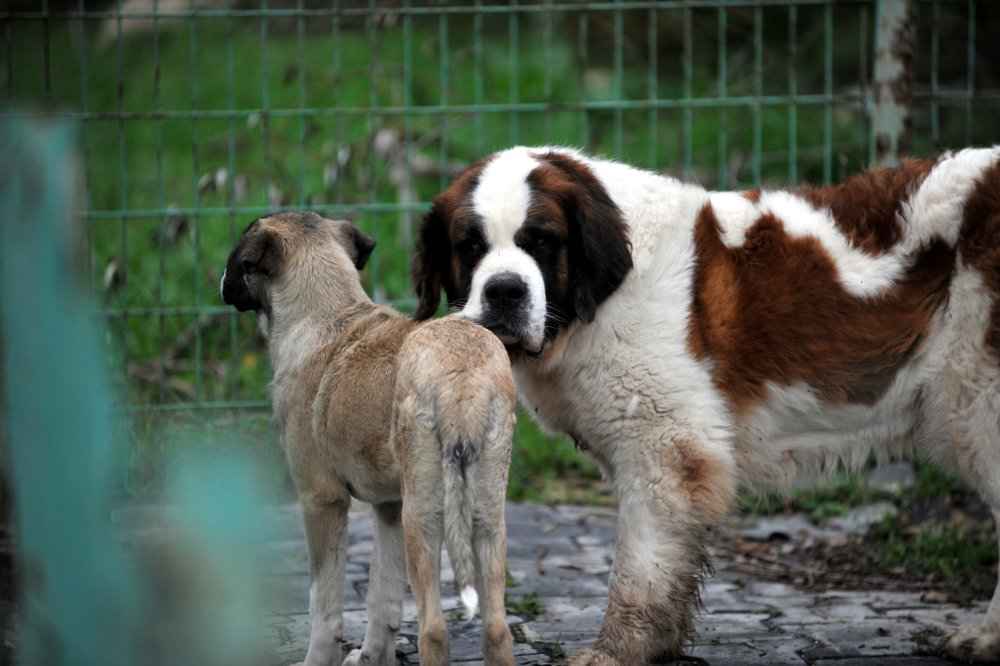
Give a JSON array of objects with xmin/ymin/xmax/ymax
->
[{"xmin": 2, "ymin": 0, "xmax": 998, "ymax": 494}]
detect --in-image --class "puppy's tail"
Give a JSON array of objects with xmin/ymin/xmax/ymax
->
[{"xmin": 443, "ymin": 437, "xmax": 478, "ymax": 619}]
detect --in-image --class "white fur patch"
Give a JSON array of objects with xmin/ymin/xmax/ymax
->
[
  {"xmin": 625, "ymin": 394, "xmax": 641, "ymax": 417},
  {"xmin": 900, "ymin": 147, "xmax": 999, "ymax": 248},
  {"xmin": 458, "ymin": 246, "xmax": 548, "ymax": 350},
  {"xmin": 473, "ymin": 148, "xmax": 539, "ymax": 248},
  {"xmin": 708, "ymin": 192, "xmax": 758, "ymax": 248},
  {"xmin": 460, "ymin": 585, "xmax": 479, "ymax": 619},
  {"xmin": 756, "ymin": 190, "xmax": 902, "ymax": 298}
]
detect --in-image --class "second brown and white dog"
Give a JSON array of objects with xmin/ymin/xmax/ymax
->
[
  {"xmin": 221, "ymin": 211, "xmax": 516, "ymax": 666},
  {"xmin": 412, "ymin": 146, "xmax": 1000, "ymax": 664}
]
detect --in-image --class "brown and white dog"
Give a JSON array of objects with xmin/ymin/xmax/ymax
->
[
  {"xmin": 221, "ymin": 212, "xmax": 516, "ymax": 666},
  {"xmin": 411, "ymin": 146, "xmax": 1000, "ymax": 664}
]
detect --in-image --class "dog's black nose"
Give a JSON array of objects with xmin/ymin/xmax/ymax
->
[{"xmin": 484, "ymin": 272, "xmax": 527, "ymax": 311}]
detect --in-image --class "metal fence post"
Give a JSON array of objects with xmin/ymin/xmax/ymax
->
[{"xmin": 872, "ymin": 0, "xmax": 917, "ymax": 168}]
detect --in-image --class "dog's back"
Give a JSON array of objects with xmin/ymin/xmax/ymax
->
[
  {"xmin": 283, "ymin": 304, "xmax": 415, "ymax": 505},
  {"xmin": 394, "ymin": 316, "xmax": 516, "ymax": 469}
]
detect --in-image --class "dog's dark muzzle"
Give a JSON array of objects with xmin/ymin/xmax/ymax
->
[
  {"xmin": 221, "ymin": 267, "xmax": 263, "ymax": 312},
  {"xmin": 476, "ymin": 272, "xmax": 531, "ymax": 339},
  {"xmin": 484, "ymin": 272, "xmax": 527, "ymax": 312}
]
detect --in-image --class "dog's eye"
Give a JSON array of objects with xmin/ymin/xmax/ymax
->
[
  {"xmin": 528, "ymin": 234, "xmax": 556, "ymax": 258},
  {"xmin": 458, "ymin": 238, "xmax": 484, "ymax": 264}
]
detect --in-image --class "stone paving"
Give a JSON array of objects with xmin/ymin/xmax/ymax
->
[{"xmin": 255, "ymin": 501, "xmax": 982, "ymax": 665}]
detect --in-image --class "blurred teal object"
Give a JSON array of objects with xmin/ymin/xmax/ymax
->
[
  {"xmin": 1, "ymin": 118, "xmax": 271, "ymax": 666},
  {"xmin": 0, "ymin": 118, "xmax": 140, "ymax": 664},
  {"xmin": 162, "ymin": 453, "xmax": 269, "ymax": 665}
]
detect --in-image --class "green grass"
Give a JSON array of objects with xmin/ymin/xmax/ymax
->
[
  {"xmin": 6, "ymin": 5, "xmax": 998, "ymax": 500},
  {"xmin": 506, "ymin": 419, "xmax": 604, "ymax": 504},
  {"xmin": 870, "ymin": 463, "xmax": 998, "ymax": 601},
  {"xmin": 504, "ymin": 567, "xmax": 547, "ymax": 619},
  {"xmin": 739, "ymin": 461, "xmax": 997, "ymax": 600},
  {"xmin": 738, "ymin": 462, "xmax": 976, "ymax": 524},
  {"xmin": 738, "ymin": 471, "xmax": 876, "ymax": 524},
  {"xmin": 505, "ymin": 591, "xmax": 545, "ymax": 620},
  {"xmin": 871, "ymin": 520, "xmax": 998, "ymax": 601},
  {"xmin": 908, "ymin": 461, "xmax": 966, "ymax": 500}
]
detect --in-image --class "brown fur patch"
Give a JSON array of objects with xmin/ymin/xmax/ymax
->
[
  {"xmin": 673, "ymin": 438, "xmax": 735, "ymax": 521},
  {"xmin": 529, "ymin": 151, "xmax": 633, "ymax": 325},
  {"xmin": 741, "ymin": 188, "xmax": 762, "ymax": 204},
  {"xmin": 514, "ymin": 162, "xmax": 578, "ymax": 328},
  {"xmin": 688, "ymin": 205, "xmax": 956, "ymax": 413},
  {"xmin": 958, "ymin": 159, "xmax": 1000, "ymax": 359},
  {"xmin": 794, "ymin": 156, "xmax": 938, "ymax": 254}
]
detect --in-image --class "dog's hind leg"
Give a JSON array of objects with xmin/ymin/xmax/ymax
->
[
  {"xmin": 299, "ymin": 487, "xmax": 351, "ymax": 666},
  {"xmin": 473, "ymin": 410, "xmax": 515, "ymax": 665},
  {"xmin": 400, "ymin": 431, "xmax": 451, "ymax": 666},
  {"xmin": 344, "ymin": 502, "xmax": 406, "ymax": 666},
  {"xmin": 402, "ymin": 503, "xmax": 450, "ymax": 666},
  {"xmin": 939, "ymin": 380, "xmax": 1000, "ymax": 662},
  {"xmin": 472, "ymin": 519, "xmax": 514, "ymax": 666},
  {"xmin": 940, "ymin": 505, "xmax": 1000, "ymax": 662}
]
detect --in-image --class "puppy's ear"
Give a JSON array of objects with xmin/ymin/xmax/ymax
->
[
  {"xmin": 541, "ymin": 153, "xmax": 632, "ymax": 323},
  {"xmin": 337, "ymin": 222, "xmax": 377, "ymax": 270},
  {"xmin": 221, "ymin": 222, "xmax": 285, "ymax": 312},
  {"xmin": 239, "ymin": 225, "xmax": 285, "ymax": 276},
  {"xmin": 411, "ymin": 202, "xmax": 450, "ymax": 320}
]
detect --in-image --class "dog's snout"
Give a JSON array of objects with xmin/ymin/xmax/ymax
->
[{"xmin": 484, "ymin": 273, "xmax": 527, "ymax": 309}]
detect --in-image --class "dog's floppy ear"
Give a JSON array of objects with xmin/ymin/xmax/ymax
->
[
  {"xmin": 337, "ymin": 222, "xmax": 377, "ymax": 270},
  {"xmin": 239, "ymin": 224, "xmax": 285, "ymax": 276},
  {"xmin": 411, "ymin": 201, "xmax": 450, "ymax": 320},
  {"xmin": 542, "ymin": 152, "xmax": 633, "ymax": 323},
  {"xmin": 221, "ymin": 221, "xmax": 285, "ymax": 312}
]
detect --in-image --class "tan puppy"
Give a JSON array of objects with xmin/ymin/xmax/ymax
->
[{"xmin": 221, "ymin": 211, "xmax": 516, "ymax": 666}]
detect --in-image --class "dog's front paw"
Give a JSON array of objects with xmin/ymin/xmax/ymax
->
[
  {"xmin": 563, "ymin": 648, "xmax": 621, "ymax": 666},
  {"xmin": 940, "ymin": 624, "xmax": 1000, "ymax": 662}
]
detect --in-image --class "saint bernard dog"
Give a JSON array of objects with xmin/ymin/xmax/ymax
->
[{"xmin": 410, "ymin": 145, "xmax": 1000, "ymax": 665}]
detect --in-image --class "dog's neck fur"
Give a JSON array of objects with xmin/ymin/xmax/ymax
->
[{"xmin": 265, "ymin": 239, "xmax": 374, "ymax": 374}]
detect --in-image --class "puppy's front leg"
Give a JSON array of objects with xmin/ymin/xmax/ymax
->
[
  {"xmin": 300, "ymin": 487, "xmax": 352, "ymax": 666},
  {"xmin": 344, "ymin": 502, "xmax": 406, "ymax": 666}
]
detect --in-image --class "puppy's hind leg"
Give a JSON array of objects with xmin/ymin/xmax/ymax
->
[
  {"xmin": 400, "ymin": 419, "xmax": 451, "ymax": 666},
  {"xmin": 473, "ymin": 407, "xmax": 515, "ymax": 665},
  {"xmin": 473, "ymin": 454, "xmax": 514, "ymax": 666},
  {"xmin": 299, "ymin": 487, "xmax": 351, "ymax": 666},
  {"xmin": 344, "ymin": 502, "xmax": 406, "ymax": 666}
]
